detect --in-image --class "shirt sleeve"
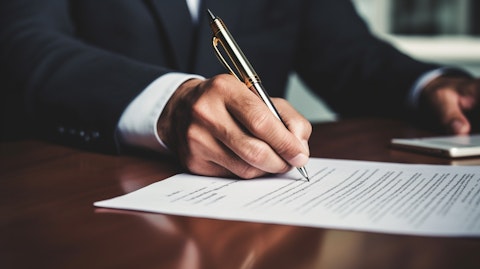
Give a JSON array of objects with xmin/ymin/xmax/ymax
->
[{"xmin": 116, "ymin": 72, "xmax": 205, "ymax": 153}]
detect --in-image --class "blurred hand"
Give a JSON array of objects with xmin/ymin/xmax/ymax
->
[
  {"xmin": 157, "ymin": 74, "xmax": 311, "ymax": 179},
  {"xmin": 420, "ymin": 76, "xmax": 479, "ymax": 134}
]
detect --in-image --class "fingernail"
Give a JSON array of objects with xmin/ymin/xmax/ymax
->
[
  {"xmin": 451, "ymin": 120, "xmax": 467, "ymax": 134},
  {"xmin": 290, "ymin": 153, "xmax": 309, "ymax": 167}
]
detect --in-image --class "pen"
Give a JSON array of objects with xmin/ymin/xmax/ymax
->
[{"xmin": 207, "ymin": 9, "xmax": 310, "ymax": 181}]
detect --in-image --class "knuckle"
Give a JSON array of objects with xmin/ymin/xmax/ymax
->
[
  {"xmin": 276, "ymin": 137, "xmax": 296, "ymax": 156},
  {"xmin": 208, "ymin": 75, "xmax": 231, "ymax": 93},
  {"xmin": 183, "ymin": 152, "xmax": 212, "ymax": 176},
  {"xmin": 243, "ymin": 141, "xmax": 270, "ymax": 166},
  {"xmin": 249, "ymin": 112, "xmax": 272, "ymax": 134},
  {"xmin": 279, "ymin": 162, "xmax": 292, "ymax": 173},
  {"xmin": 190, "ymin": 101, "xmax": 218, "ymax": 128},
  {"xmin": 237, "ymin": 165, "xmax": 263, "ymax": 179},
  {"xmin": 191, "ymin": 102, "xmax": 208, "ymax": 121}
]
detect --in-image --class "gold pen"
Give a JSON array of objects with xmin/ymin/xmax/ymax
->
[{"xmin": 207, "ymin": 9, "xmax": 310, "ymax": 181}]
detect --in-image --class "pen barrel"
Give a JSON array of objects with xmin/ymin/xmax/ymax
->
[
  {"xmin": 210, "ymin": 17, "xmax": 260, "ymax": 88},
  {"xmin": 210, "ymin": 16, "xmax": 285, "ymax": 126},
  {"xmin": 250, "ymin": 82, "xmax": 284, "ymax": 123}
]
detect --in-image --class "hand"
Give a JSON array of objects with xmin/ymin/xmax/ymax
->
[
  {"xmin": 157, "ymin": 74, "xmax": 311, "ymax": 179},
  {"xmin": 420, "ymin": 76, "xmax": 479, "ymax": 134}
]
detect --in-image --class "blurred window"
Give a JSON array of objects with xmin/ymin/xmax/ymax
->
[{"xmin": 390, "ymin": 0, "xmax": 479, "ymax": 36}]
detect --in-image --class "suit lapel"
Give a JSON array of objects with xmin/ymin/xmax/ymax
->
[
  {"xmin": 148, "ymin": 0, "xmax": 194, "ymax": 71},
  {"xmin": 146, "ymin": 0, "xmax": 244, "ymax": 75}
]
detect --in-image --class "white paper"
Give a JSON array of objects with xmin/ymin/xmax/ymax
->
[{"xmin": 94, "ymin": 158, "xmax": 480, "ymax": 237}]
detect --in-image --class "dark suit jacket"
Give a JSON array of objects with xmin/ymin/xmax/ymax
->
[{"xmin": 0, "ymin": 0, "xmax": 438, "ymax": 151}]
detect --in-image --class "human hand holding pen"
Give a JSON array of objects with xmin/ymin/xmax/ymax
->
[
  {"xmin": 157, "ymin": 74, "xmax": 311, "ymax": 179},
  {"xmin": 207, "ymin": 9, "xmax": 310, "ymax": 180}
]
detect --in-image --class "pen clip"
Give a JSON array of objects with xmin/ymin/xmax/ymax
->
[{"xmin": 212, "ymin": 36, "xmax": 241, "ymax": 81}]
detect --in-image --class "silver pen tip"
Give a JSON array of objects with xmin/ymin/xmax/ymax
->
[{"xmin": 298, "ymin": 166, "xmax": 309, "ymax": 182}]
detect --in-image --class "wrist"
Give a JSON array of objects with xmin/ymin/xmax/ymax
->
[{"xmin": 157, "ymin": 78, "xmax": 204, "ymax": 152}]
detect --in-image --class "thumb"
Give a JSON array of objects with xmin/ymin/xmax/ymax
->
[
  {"xmin": 438, "ymin": 90, "xmax": 471, "ymax": 134},
  {"xmin": 449, "ymin": 116, "xmax": 470, "ymax": 134},
  {"xmin": 421, "ymin": 76, "xmax": 479, "ymax": 135}
]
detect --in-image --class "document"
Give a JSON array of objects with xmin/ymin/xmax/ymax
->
[{"xmin": 95, "ymin": 158, "xmax": 480, "ymax": 237}]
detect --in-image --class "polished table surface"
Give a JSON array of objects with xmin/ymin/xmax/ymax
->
[{"xmin": 1, "ymin": 118, "xmax": 480, "ymax": 269}]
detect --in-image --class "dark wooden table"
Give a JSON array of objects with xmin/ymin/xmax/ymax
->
[{"xmin": 2, "ymin": 118, "xmax": 479, "ymax": 269}]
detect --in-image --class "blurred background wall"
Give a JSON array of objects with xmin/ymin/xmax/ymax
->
[{"xmin": 286, "ymin": 0, "xmax": 480, "ymax": 122}]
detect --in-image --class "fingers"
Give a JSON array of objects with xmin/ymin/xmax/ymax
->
[
  {"xmin": 183, "ymin": 124, "xmax": 268, "ymax": 179},
  {"xmin": 164, "ymin": 74, "xmax": 312, "ymax": 179},
  {"xmin": 225, "ymin": 87, "xmax": 311, "ymax": 168},
  {"xmin": 189, "ymin": 76, "xmax": 296, "ymax": 176},
  {"xmin": 433, "ymin": 88, "xmax": 471, "ymax": 134},
  {"xmin": 271, "ymin": 98, "xmax": 312, "ymax": 155},
  {"xmin": 422, "ymin": 77, "xmax": 479, "ymax": 135}
]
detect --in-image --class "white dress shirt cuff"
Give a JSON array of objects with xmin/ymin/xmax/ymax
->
[{"xmin": 116, "ymin": 73, "xmax": 205, "ymax": 153}]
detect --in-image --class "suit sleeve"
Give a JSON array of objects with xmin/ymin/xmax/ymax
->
[
  {"xmin": 0, "ymin": 0, "xmax": 171, "ymax": 152},
  {"xmin": 295, "ymin": 0, "xmax": 440, "ymax": 118}
]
